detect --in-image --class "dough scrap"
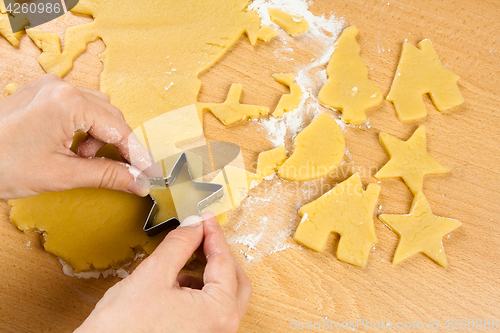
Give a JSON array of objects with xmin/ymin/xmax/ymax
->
[
  {"xmin": 5, "ymin": 82, "xmax": 18, "ymax": 94},
  {"xmin": 294, "ymin": 173, "xmax": 380, "ymax": 267},
  {"xmin": 387, "ymin": 39, "xmax": 464, "ymax": 122},
  {"xmin": 379, "ymin": 192, "xmax": 462, "ymax": 267},
  {"xmin": 268, "ymin": 8, "xmax": 308, "ymax": 36},
  {"xmin": 256, "ymin": 146, "xmax": 287, "ymax": 178},
  {"xmin": 318, "ymin": 26, "xmax": 382, "ymax": 124},
  {"xmin": 0, "ymin": 0, "xmax": 27, "ymax": 47},
  {"xmin": 27, "ymin": 25, "xmax": 99, "ymax": 78},
  {"xmin": 256, "ymin": 25, "xmax": 277, "ymax": 42},
  {"xmin": 278, "ymin": 113, "xmax": 345, "ymax": 182},
  {"xmin": 375, "ymin": 126, "xmax": 449, "ymax": 195},
  {"xmin": 11, "ymin": 0, "xmax": 268, "ymax": 272},
  {"xmin": 197, "ymin": 84, "xmax": 269, "ymax": 125},
  {"xmin": 272, "ymin": 73, "xmax": 302, "ymax": 118}
]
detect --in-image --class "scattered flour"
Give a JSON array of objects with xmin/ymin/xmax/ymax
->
[
  {"xmin": 250, "ymin": 0, "xmax": 345, "ymax": 147},
  {"xmin": 227, "ymin": 177, "xmax": 308, "ymax": 263},
  {"xmin": 59, "ymin": 253, "xmax": 147, "ymax": 279}
]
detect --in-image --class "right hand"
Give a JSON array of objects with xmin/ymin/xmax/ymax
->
[{"xmin": 75, "ymin": 211, "xmax": 253, "ymax": 333}]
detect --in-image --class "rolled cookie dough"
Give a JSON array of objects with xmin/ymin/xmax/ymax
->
[{"xmin": 12, "ymin": 0, "xmax": 269, "ymax": 272}]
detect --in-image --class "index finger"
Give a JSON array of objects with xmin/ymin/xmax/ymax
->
[
  {"xmin": 201, "ymin": 211, "xmax": 238, "ymax": 298},
  {"xmin": 73, "ymin": 94, "xmax": 162, "ymax": 177}
]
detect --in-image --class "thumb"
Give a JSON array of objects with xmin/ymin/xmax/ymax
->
[
  {"xmin": 62, "ymin": 156, "xmax": 151, "ymax": 196},
  {"xmin": 143, "ymin": 215, "xmax": 205, "ymax": 286}
]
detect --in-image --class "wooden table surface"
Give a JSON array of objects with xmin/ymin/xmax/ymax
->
[{"xmin": 1, "ymin": 0, "xmax": 499, "ymax": 332}]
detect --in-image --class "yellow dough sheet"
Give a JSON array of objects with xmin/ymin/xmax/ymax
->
[{"xmin": 12, "ymin": 0, "xmax": 272, "ymax": 273}]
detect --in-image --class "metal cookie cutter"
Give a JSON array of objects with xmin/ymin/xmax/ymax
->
[{"xmin": 143, "ymin": 152, "xmax": 224, "ymax": 236}]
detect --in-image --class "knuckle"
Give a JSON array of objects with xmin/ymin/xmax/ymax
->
[
  {"xmin": 110, "ymin": 105, "xmax": 125, "ymax": 119},
  {"xmin": 47, "ymin": 81, "xmax": 81, "ymax": 105},
  {"xmin": 39, "ymin": 73, "xmax": 62, "ymax": 84},
  {"xmin": 217, "ymin": 309, "xmax": 240, "ymax": 333},
  {"xmin": 99, "ymin": 163, "xmax": 129, "ymax": 190}
]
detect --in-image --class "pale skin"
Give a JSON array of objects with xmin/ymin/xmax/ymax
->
[{"xmin": 0, "ymin": 75, "xmax": 252, "ymax": 333}]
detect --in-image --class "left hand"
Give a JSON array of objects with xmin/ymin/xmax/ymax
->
[{"xmin": 0, "ymin": 74, "xmax": 160, "ymax": 199}]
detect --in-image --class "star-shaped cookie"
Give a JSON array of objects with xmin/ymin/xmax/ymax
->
[
  {"xmin": 379, "ymin": 192, "xmax": 462, "ymax": 267},
  {"xmin": 375, "ymin": 126, "xmax": 449, "ymax": 194}
]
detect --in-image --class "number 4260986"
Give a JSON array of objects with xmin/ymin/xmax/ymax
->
[
  {"xmin": 6, "ymin": 2, "xmax": 62, "ymax": 14},
  {"xmin": 443, "ymin": 319, "xmax": 498, "ymax": 330}
]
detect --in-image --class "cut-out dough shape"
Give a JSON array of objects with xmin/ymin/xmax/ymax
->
[
  {"xmin": 256, "ymin": 146, "xmax": 287, "ymax": 178},
  {"xmin": 318, "ymin": 26, "xmax": 382, "ymax": 124},
  {"xmin": 197, "ymin": 84, "xmax": 269, "ymax": 125},
  {"xmin": 375, "ymin": 126, "xmax": 449, "ymax": 195},
  {"xmin": 0, "ymin": 0, "xmax": 27, "ymax": 47},
  {"xmin": 387, "ymin": 39, "xmax": 464, "ymax": 122},
  {"xmin": 278, "ymin": 113, "xmax": 345, "ymax": 182},
  {"xmin": 379, "ymin": 192, "xmax": 462, "ymax": 267},
  {"xmin": 294, "ymin": 173, "xmax": 380, "ymax": 267},
  {"xmin": 12, "ymin": 0, "xmax": 269, "ymax": 272},
  {"xmin": 272, "ymin": 73, "xmax": 302, "ymax": 118},
  {"xmin": 268, "ymin": 8, "xmax": 308, "ymax": 36}
]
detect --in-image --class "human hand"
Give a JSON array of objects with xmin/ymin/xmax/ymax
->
[
  {"xmin": 75, "ymin": 211, "xmax": 252, "ymax": 333},
  {"xmin": 0, "ymin": 74, "xmax": 161, "ymax": 200}
]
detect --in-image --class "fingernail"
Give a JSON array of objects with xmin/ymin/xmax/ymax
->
[
  {"xmin": 127, "ymin": 167, "xmax": 151, "ymax": 197},
  {"xmin": 145, "ymin": 162, "xmax": 164, "ymax": 178},
  {"xmin": 179, "ymin": 215, "xmax": 203, "ymax": 228},
  {"xmin": 200, "ymin": 211, "xmax": 216, "ymax": 221}
]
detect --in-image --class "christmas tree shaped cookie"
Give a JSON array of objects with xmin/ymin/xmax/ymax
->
[
  {"xmin": 387, "ymin": 39, "xmax": 464, "ymax": 122},
  {"xmin": 379, "ymin": 192, "xmax": 462, "ymax": 267},
  {"xmin": 318, "ymin": 26, "xmax": 382, "ymax": 124},
  {"xmin": 294, "ymin": 173, "xmax": 380, "ymax": 267}
]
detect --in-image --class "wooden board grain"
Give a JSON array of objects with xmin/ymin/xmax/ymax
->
[{"xmin": 1, "ymin": 0, "xmax": 499, "ymax": 332}]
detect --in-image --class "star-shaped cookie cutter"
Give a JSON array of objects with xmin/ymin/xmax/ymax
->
[{"xmin": 143, "ymin": 152, "xmax": 224, "ymax": 236}]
